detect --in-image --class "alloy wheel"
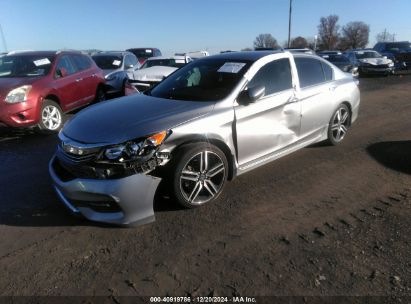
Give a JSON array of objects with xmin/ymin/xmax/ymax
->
[
  {"xmin": 41, "ymin": 105, "xmax": 62, "ymax": 130},
  {"xmin": 330, "ymin": 106, "xmax": 350, "ymax": 143},
  {"xmin": 179, "ymin": 150, "xmax": 226, "ymax": 205}
]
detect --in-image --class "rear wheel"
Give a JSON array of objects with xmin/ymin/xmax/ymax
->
[
  {"xmin": 171, "ymin": 143, "xmax": 228, "ymax": 208},
  {"xmin": 327, "ymin": 104, "xmax": 351, "ymax": 145},
  {"xmin": 38, "ymin": 100, "xmax": 64, "ymax": 132}
]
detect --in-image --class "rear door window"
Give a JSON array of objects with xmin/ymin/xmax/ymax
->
[
  {"xmin": 72, "ymin": 55, "xmax": 92, "ymax": 71},
  {"xmin": 55, "ymin": 55, "xmax": 76, "ymax": 77},
  {"xmin": 321, "ymin": 62, "xmax": 333, "ymax": 81},
  {"xmin": 248, "ymin": 58, "xmax": 293, "ymax": 96},
  {"xmin": 294, "ymin": 57, "xmax": 325, "ymax": 88}
]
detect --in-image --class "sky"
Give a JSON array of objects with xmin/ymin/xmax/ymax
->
[{"xmin": 0, "ymin": 0, "xmax": 410, "ymax": 55}]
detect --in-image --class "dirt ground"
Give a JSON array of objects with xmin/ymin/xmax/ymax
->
[{"xmin": 0, "ymin": 74, "xmax": 410, "ymax": 303}]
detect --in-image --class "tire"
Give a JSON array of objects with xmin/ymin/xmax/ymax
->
[
  {"xmin": 171, "ymin": 143, "xmax": 228, "ymax": 208},
  {"xmin": 122, "ymin": 79, "xmax": 127, "ymax": 96},
  {"xmin": 38, "ymin": 100, "xmax": 64, "ymax": 132},
  {"xmin": 94, "ymin": 86, "xmax": 106, "ymax": 103},
  {"xmin": 327, "ymin": 103, "xmax": 351, "ymax": 146}
]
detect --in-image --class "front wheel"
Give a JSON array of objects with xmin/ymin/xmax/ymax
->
[
  {"xmin": 327, "ymin": 104, "xmax": 351, "ymax": 146},
  {"xmin": 38, "ymin": 100, "xmax": 64, "ymax": 132},
  {"xmin": 172, "ymin": 144, "xmax": 228, "ymax": 208}
]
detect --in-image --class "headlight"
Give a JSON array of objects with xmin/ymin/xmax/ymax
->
[
  {"xmin": 388, "ymin": 62, "xmax": 394, "ymax": 67},
  {"xmin": 5, "ymin": 85, "xmax": 32, "ymax": 103},
  {"xmin": 105, "ymin": 74, "xmax": 116, "ymax": 81},
  {"xmin": 103, "ymin": 130, "xmax": 168, "ymax": 162}
]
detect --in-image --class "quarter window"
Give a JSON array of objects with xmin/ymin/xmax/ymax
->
[
  {"xmin": 294, "ymin": 57, "xmax": 326, "ymax": 88},
  {"xmin": 321, "ymin": 62, "xmax": 333, "ymax": 81},
  {"xmin": 248, "ymin": 58, "xmax": 293, "ymax": 96}
]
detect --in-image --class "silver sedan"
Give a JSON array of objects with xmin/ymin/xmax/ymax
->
[{"xmin": 50, "ymin": 50, "xmax": 360, "ymax": 225}]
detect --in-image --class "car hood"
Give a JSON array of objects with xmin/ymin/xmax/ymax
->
[
  {"xmin": 62, "ymin": 94, "xmax": 215, "ymax": 144},
  {"xmin": 0, "ymin": 77, "xmax": 39, "ymax": 98},
  {"xmin": 134, "ymin": 66, "xmax": 177, "ymax": 81},
  {"xmin": 358, "ymin": 58, "xmax": 392, "ymax": 65}
]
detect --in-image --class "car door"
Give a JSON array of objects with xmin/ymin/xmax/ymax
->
[
  {"xmin": 71, "ymin": 54, "xmax": 96, "ymax": 104},
  {"xmin": 294, "ymin": 57, "xmax": 335, "ymax": 140},
  {"xmin": 234, "ymin": 58, "xmax": 301, "ymax": 167},
  {"xmin": 53, "ymin": 55, "xmax": 82, "ymax": 112}
]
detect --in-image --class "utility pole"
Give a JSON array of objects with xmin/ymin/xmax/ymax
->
[
  {"xmin": 0, "ymin": 23, "xmax": 7, "ymax": 52},
  {"xmin": 287, "ymin": 0, "xmax": 292, "ymax": 48},
  {"xmin": 392, "ymin": 34, "xmax": 396, "ymax": 42},
  {"xmin": 383, "ymin": 28, "xmax": 387, "ymax": 41}
]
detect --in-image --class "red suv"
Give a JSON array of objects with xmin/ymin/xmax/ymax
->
[{"xmin": 0, "ymin": 50, "xmax": 105, "ymax": 132}]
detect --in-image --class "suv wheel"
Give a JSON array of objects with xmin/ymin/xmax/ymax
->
[
  {"xmin": 38, "ymin": 100, "xmax": 64, "ymax": 132},
  {"xmin": 172, "ymin": 143, "xmax": 228, "ymax": 208}
]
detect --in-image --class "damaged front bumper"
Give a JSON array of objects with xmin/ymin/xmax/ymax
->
[{"xmin": 49, "ymin": 156, "xmax": 161, "ymax": 226}]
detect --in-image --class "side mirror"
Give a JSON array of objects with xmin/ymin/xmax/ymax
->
[
  {"xmin": 237, "ymin": 85, "xmax": 265, "ymax": 105},
  {"xmin": 125, "ymin": 64, "xmax": 134, "ymax": 69},
  {"xmin": 56, "ymin": 67, "xmax": 67, "ymax": 78}
]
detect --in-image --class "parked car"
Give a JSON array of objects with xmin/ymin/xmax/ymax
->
[
  {"xmin": 126, "ymin": 48, "xmax": 162, "ymax": 65},
  {"xmin": 344, "ymin": 49, "xmax": 394, "ymax": 76},
  {"xmin": 373, "ymin": 41, "xmax": 411, "ymax": 71},
  {"xmin": 50, "ymin": 50, "xmax": 360, "ymax": 225},
  {"xmin": 318, "ymin": 52, "xmax": 359, "ymax": 78},
  {"xmin": 92, "ymin": 51, "xmax": 140, "ymax": 96},
  {"xmin": 0, "ymin": 50, "xmax": 105, "ymax": 131},
  {"xmin": 132, "ymin": 55, "xmax": 192, "ymax": 91}
]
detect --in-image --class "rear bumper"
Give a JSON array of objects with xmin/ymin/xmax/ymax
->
[{"xmin": 49, "ymin": 156, "xmax": 161, "ymax": 225}]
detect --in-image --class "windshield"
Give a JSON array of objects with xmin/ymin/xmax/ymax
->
[
  {"xmin": 385, "ymin": 43, "xmax": 411, "ymax": 51},
  {"xmin": 355, "ymin": 51, "xmax": 382, "ymax": 59},
  {"xmin": 92, "ymin": 55, "xmax": 123, "ymax": 69},
  {"xmin": 141, "ymin": 59, "xmax": 186, "ymax": 69},
  {"xmin": 0, "ymin": 54, "xmax": 55, "ymax": 78},
  {"xmin": 148, "ymin": 58, "xmax": 251, "ymax": 102},
  {"xmin": 128, "ymin": 48, "xmax": 154, "ymax": 59},
  {"xmin": 323, "ymin": 54, "xmax": 350, "ymax": 63}
]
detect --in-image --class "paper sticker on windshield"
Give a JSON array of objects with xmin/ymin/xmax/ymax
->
[
  {"xmin": 356, "ymin": 51, "xmax": 364, "ymax": 55},
  {"xmin": 175, "ymin": 59, "xmax": 185, "ymax": 63},
  {"xmin": 33, "ymin": 58, "xmax": 51, "ymax": 66},
  {"xmin": 112, "ymin": 60, "xmax": 121, "ymax": 66},
  {"xmin": 145, "ymin": 49, "xmax": 152, "ymax": 53},
  {"xmin": 218, "ymin": 62, "xmax": 246, "ymax": 73},
  {"xmin": 322, "ymin": 55, "xmax": 329, "ymax": 58}
]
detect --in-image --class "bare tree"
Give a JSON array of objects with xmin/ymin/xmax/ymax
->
[
  {"xmin": 376, "ymin": 29, "xmax": 395, "ymax": 42},
  {"xmin": 339, "ymin": 21, "xmax": 370, "ymax": 50},
  {"xmin": 253, "ymin": 33, "xmax": 278, "ymax": 49},
  {"xmin": 318, "ymin": 15, "xmax": 340, "ymax": 50},
  {"xmin": 290, "ymin": 36, "xmax": 308, "ymax": 48}
]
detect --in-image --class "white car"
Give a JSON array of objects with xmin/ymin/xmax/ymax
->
[
  {"xmin": 132, "ymin": 56, "xmax": 191, "ymax": 91},
  {"xmin": 345, "ymin": 50, "xmax": 394, "ymax": 76}
]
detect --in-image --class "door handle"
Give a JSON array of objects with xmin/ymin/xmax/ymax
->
[
  {"xmin": 91, "ymin": 73, "xmax": 97, "ymax": 77},
  {"xmin": 329, "ymin": 85, "xmax": 337, "ymax": 91},
  {"xmin": 75, "ymin": 78, "xmax": 83, "ymax": 82}
]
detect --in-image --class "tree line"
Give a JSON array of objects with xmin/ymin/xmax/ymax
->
[{"xmin": 247, "ymin": 15, "xmax": 396, "ymax": 51}]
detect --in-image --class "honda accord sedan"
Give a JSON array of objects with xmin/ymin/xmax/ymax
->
[{"xmin": 49, "ymin": 50, "xmax": 360, "ymax": 225}]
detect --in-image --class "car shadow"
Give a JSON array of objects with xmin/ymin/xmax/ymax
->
[
  {"xmin": 367, "ymin": 140, "xmax": 411, "ymax": 175},
  {"xmin": 153, "ymin": 179, "xmax": 185, "ymax": 212}
]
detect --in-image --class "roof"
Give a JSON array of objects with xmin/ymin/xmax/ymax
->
[
  {"xmin": 146, "ymin": 55, "xmax": 188, "ymax": 61},
  {"xmin": 92, "ymin": 51, "xmax": 133, "ymax": 57},
  {"xmin": 202, "ymin": 50, "xmax": 284, "ymax": 62},
  {"xmin": 6, "ymin": 50, "xmax": 57, "ymax": 56}
]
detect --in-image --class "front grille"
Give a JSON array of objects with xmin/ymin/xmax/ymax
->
[
  {"xmin": 58, "ymin": 144, "xmax": 100, "ymax": 164},
  {"xmin": 370, "ymin": 64, "xmax": 389, "ymax": 69}
]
